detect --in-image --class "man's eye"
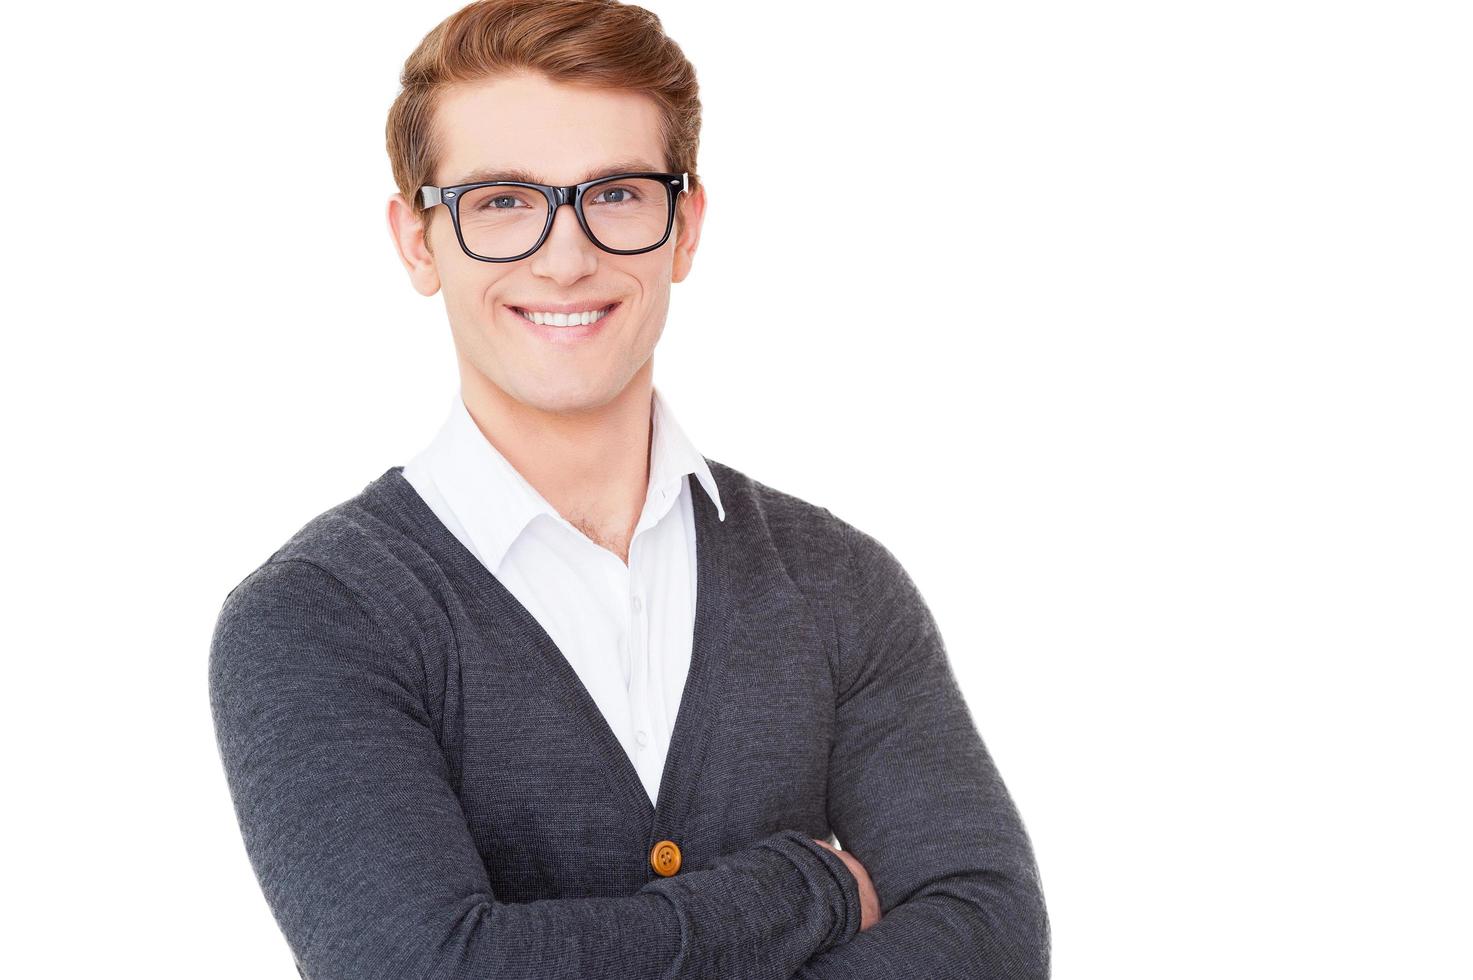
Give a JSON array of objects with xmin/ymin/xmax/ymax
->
[{"xmin": 592, "ymin": 186, "xmax": 640, "ymax": 205}]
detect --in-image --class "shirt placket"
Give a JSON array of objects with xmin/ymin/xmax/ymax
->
[{"xmin": 627, "ymin": 563, "xmax": 653, "ymax": 760}]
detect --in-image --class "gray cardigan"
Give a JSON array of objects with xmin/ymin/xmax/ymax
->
[{"xmin": 208, "ymin": 462, "xmax": 1050, "ymax": 979}]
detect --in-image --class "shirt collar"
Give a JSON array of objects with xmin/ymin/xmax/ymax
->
[
  {"xmin": 649, "ymin": 384, "xmax": 726, "ymax": 524},
  {"xmin": 416, "ymin": 384, "xmax": 724, "ymax": 575}
]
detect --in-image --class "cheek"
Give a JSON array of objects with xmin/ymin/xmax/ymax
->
[
  {"xmin": 440, "ymin": 276, "xmax": 509, "ymax": 327},
  {"xmin": 628, "ymin": 261, "xmax": 674, "ymax": 311},
  {"xmin": 439, "ymin": 279, "xmax": 508, "ymax": 349}
]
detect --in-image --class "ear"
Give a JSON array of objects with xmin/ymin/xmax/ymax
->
[
  {"xmin": 670, "ymin": 179, "xmax": 707, "ymax": 285},
  {"xmin": 387, "ymin": 193, "xmax": 442, "ymax": 297}
]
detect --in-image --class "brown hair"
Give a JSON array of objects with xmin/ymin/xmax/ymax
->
[{"xmin": 386, "ymin": 0, "xmax": 703, "ymax": 250}]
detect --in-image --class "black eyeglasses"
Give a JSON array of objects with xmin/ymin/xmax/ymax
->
[{"xmin": 418, "ymin": 171, "xmax": 689, "ymax": 263}]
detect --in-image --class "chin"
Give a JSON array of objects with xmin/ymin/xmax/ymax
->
[{"xmin": 508, "ymin": 375, "xmax": 619, "ymax": 414}]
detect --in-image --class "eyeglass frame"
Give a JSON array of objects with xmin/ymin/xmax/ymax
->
[{"xmin": 418, "ymin": 171, "xmax": 689, "ymax": 263}]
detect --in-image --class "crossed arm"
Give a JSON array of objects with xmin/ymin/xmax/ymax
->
[
  {"xmin": 209, "ymin": 525, "xmax": 1048, "ymax": 979},
  {"xmin": 789, "ymin": 516, "xmax": 1051, "ymax": 979}
]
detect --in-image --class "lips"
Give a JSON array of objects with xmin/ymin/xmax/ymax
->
[{"xmin": 510, "ymin": 300, "xmax": 620, "ymax": 343}]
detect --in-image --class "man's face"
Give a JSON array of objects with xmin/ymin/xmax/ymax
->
[{"xmin": 389, "ymin": 71, "xmax": 705, "ymax": 415}]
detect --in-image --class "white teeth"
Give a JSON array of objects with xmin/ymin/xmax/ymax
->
[{"xmin": 517, "ymin": 305, "xmax": 613, "ymax": 327}]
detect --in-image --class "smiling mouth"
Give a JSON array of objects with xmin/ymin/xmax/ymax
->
[{"xmin": 511, "ymin": 303, "xmax": 619, "ymax": 326}]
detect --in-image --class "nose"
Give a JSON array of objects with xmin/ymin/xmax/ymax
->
[
  {"xmin": 527, "ymin": 199, "xmax": 599, "ymax": 279},
  {"xmin": 545, "ymin": 200, "xmax": 589, "ymax": 246}
]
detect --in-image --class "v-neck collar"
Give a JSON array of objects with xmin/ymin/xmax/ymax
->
[{"xmin": 362, "ymin": 463, "xmax": 740, "ymax": 835}]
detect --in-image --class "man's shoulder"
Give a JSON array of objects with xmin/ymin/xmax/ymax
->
[
  {"xmin": 219, "ymin": 467, "xmax": 433, "ymax": 626},
  {"xmin": 704, "ymin": 457, "xmax": 891, "ymax": 592},
  {"xmin": 262, "ymin": 469, "xmax": 400, "ymax": 574}
]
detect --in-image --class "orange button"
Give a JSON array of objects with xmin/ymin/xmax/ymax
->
[{"xmin": 649, "ymin": 840, "xmax": 682, "ymax": 877}]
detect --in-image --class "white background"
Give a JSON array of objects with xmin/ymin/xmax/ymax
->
[{"xmin": 2, "ymin": 1, "xmax": 1468, "ymax": 976}]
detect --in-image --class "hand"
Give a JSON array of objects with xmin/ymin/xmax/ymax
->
[{"xmin": 811, "ymin": 837, "xmax": 882, "ymax": 932}]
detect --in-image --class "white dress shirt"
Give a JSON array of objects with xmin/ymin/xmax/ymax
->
[{"xmin": 402, "ymin": 386, "xmax": 726, "ymax": 807}]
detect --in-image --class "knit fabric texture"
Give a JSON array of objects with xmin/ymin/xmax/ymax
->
[{"xmin": 208, "ymin": 462, "xmax": 1050, "ymax": 979}]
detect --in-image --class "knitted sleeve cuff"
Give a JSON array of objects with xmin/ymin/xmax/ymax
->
[{"xmin": 761, "ymin": 830, "xmax": 863, "ymax": 950}]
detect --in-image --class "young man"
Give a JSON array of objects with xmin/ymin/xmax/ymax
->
[{"xmin": 208, "ymin": 3, "xmax": 1049, "ymax": 978}]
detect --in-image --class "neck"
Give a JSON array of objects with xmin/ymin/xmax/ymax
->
[{"xmin": 457, "ymin": 361, "xmax": 656, "ymax": 562}]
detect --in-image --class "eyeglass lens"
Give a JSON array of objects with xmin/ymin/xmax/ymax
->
[{"xmin": 455, "ymin": 176, "xmax": 671, "ymax": 258}]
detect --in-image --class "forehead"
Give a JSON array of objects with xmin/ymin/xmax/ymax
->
[{"xmin": 434, "ymin": 72, "xmax": 667, "ymax": 186}]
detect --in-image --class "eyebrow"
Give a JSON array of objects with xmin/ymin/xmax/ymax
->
[{"xmin": 446, "ymin": 159, "xmax": 663, "ymax": 187}]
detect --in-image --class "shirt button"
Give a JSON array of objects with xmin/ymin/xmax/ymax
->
[
  {"xmin": 650, "ymin": 840, "xmax": 682, "ymax": 877},
  {"xmin": 635, "ymin": 730, "xmax": 648, "ymax": 747},
  {"xmin": 632, "ymin": 594, "xmax": 643, "ymax": 613}
]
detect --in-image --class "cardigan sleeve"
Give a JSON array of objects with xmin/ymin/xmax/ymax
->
[
  {"xmin": 208, "ymin": 558, "xmax": 860, "ymax": 980},
  {"xmin": 791, "ymin": 520, "xmax": 1051, "ymax": 979}
]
